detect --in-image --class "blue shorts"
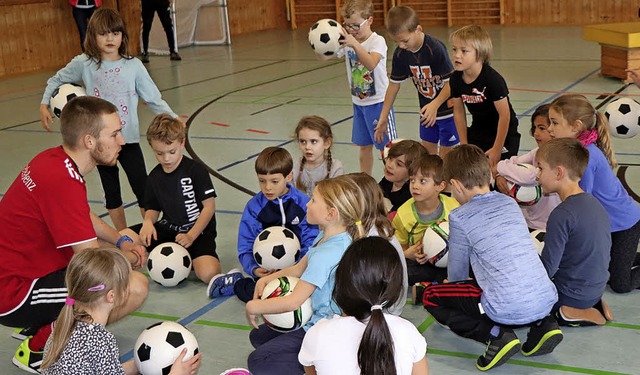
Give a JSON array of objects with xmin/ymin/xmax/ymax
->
[
  {"xmin": 419, "ymin": 115, "xmax": 459, "ymax": 147},
  {"xmin": 352, "ymin": 102, "xmax": 397, "ymax": 150}
]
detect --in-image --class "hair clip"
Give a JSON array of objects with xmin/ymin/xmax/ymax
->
[
  {"xmin": 87, "ymin": 284, "xmax": 106, "ymax": 292},
  {"xmin": 65, "ymin": 297, "xmax": 75, "ymax": 306},
  {"xmin": 355, "ymin": 221, "xmax": 362, "ymax": 226}
]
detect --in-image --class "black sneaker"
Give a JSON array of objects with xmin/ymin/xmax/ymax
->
[
  {"xmin": 140, "ymin": 52, "xmax": 150, "ymax": 63},
  {"xmin": 11, "ymin": 327, "xmax": 38, "ymax": 341},
  {"xmin": 170, "ymin": 52, "xmax": 182, "ymax": 61},
  {"xmin": 476, "ymin": 328, "xmax": 521, "ymax": 371},
  {"xmin": 521, "ymin": 316, "xmax": 563, "ymax": 356}
]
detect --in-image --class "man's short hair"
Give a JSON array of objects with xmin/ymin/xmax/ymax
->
[
  {"xmin": 386, "ymin": 6, "xmax": 420, "ymax": 35},
  {"xmin": 60, "ymin": 96, "xmax": 118, "ymax": 148},
  {"xmin": 536, "ymin": 138, "xmax": 589, "ymax": 180},
  {"xmin": 408, "ymin": 154, "xmax": 445, "ymax": 184},
  {"xmin": 146, "ymin": 114, "xmax": 185, "ymax": 145},
  {"xmin": 255, "ymin": 147, "xmax": 293, "ymax": 176},
  {"xmin": 443, "ymin": 144, "xmax": 491, "ymax": 189}
]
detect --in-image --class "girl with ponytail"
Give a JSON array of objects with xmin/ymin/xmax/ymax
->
[
  {"xmin": 41, "ymin": 248, "xmax": 200, "ymax": 375},
  {"xmin": 299, "ymin": 236, "xmax": 428, "ymax": 374},
  {"xmin": 548, "ymin": 94, "xmax": 640, "ymax": 293}
]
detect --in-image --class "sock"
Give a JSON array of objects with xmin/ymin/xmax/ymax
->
[
  {"xmin": 28, "ymin": 323, "xmax": 52, "ymax": 352},
  {"xmin": 489, "ymin": 325, "xmax": 501, "ymax": 338}
]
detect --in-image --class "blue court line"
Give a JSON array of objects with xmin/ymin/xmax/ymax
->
[
  {"xmin": 517, "ymin": 67, "xmax": 600, "ymax": 119},
  {"xmin": 119, "ymin": 296, "xmax": 233, "ymax": 362}
]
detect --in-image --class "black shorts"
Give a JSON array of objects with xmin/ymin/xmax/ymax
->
[
  {"xmin": 130, "ymin": 223, "xmax": 218, "ymax": 260},
  {"xmin": 0, "ymin": 269, "xmax": 67, "ymax": 329}
]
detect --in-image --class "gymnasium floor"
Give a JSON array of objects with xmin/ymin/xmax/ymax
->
[{"xmin": 1, "ymin": 24, "xmax": 639, "ymax": 374}]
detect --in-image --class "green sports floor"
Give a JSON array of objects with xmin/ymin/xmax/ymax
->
[{"xmin": 0, "ymin": 24, "xmax": 639, "ymax": 374}]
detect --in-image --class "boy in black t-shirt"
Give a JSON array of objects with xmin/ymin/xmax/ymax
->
[
  {"xmin": 449, "ymin": 25, "xmax": 520, "ymax": 167},
  {"xmin": 378, "ymin": 6, "xmax": 458, "ymax": 157},
  {"xmin": 378, "ymin": 139, "xmax": 429, "ymax": 219},
  {"xmin": 131, "ymin": 114, "xmax": 232, "ymax": 287}
]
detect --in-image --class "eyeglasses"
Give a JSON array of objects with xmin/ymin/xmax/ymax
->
[{"xmin": 343, "ymin": 19, "xmax": 368, "ymax": 31}]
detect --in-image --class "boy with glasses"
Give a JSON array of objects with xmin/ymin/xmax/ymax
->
[{"xmin": 337, "ymin": 0, "xmax": 397, "ymax": 176}]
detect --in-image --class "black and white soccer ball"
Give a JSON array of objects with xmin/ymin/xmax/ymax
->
[
  {"xmin": 134, "ymin": 321, "xmax": 199, "ymax": 375},
  {"xmin": 505, "ymin": 164, "xmax": 542, "ymax": 206},
  {"xmin": 308, "ymin": 19, "xmax": 343, "ymax": 57},
  {"xmin": 147, "ymin": 242, "xmax": 192, "ymax": 287},
  {"xmin": 253, "ymin": 226, "xmax": 301, "ymax": 271},
  {"xmin": 604, "ymin": 97, "xmax": 640, "ymax": 139},
  {"xmin": 530, "ymin": 229, "xmax": 546, "ymax": 255},
  {"xmin": 50, "ymin": 83, "xmax": 86, "ymax": 118}
]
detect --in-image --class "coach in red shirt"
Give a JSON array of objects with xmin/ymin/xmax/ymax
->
[{"xmin": 0, "ymin": 96, "xmax": 149, "ymax": 373}]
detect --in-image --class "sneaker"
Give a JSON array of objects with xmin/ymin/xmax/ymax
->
[
  {"xmin": 521, "ymin": 316, "xmax": 563, "ymax": 356},
  {"xmin": 557, "ymin": 305, "xmax": 606, "ymax": 327},
  {"xmin": 594, "ymin": 298, "xmax": 614, "ymax": 321},
  {"xmin": 476, "ymin": 328, "xmax": 521, "ymax": 371},
  {"xmin": 411, "ymin": 281, "xmax": 434, "ymax": 305},
  {"xmin": 220, "ymin": 369, "xmax": 250, "ymax": 375},
  {"xmin": 140, "ymin": 52, "xmax": 150, "ymax": 63},
  {"xmin": 12, "ymin": 338, "xmax": 43, "ymax": 373},
  {"xmin": 12, "ymin": 327, "xmax": 38, "ymax": 341},
  {"xmin": 170, "ymin": 52, "xmax": 182, "ymax": 61},
  {"xmin": 207, "ymin": 268, "xmax": 243, "ymax": 298}
]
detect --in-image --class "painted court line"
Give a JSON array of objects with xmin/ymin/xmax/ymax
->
[
  {"xmin": 426, "ymin": 349, "xmax": 631, "ymax": 375},
  {"xmin": 120, "ymin": 296, "xmax": 233, "ymax": 362}
]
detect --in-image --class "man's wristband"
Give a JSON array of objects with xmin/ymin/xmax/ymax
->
[{"xmin": 116, "ymin": 235, "xmax": 134, "ymax": 249}]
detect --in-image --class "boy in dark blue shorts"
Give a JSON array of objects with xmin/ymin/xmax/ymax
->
[
  {"xmin": 377, "ymin": 6, "xmax": 458, "ymax": 157},
  {"xmin": 131, "ymin": 114, "xmax": 227, "ymax": 287}
]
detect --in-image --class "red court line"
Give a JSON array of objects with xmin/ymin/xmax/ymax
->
[
  {"xmin": 210, "ymin": 121, "xmax": 230, "ymax": 127},
  {"xmin": 510, "ymin": 87, "xmax": 640, "ymax": 97},
  {"xmin": 246, "ymin": 129, "xmax": 270, "ymax": 134},
  {"xmin": 181, "ymin": 115, "xmax": 190, "ymax": 119}
]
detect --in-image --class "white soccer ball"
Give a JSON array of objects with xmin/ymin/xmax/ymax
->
[
  {"xmin": 505, "ymin": 164, "xmax": 542, "ymax": 206},
  {"xmin": 604, "ymin": 97, "xmax": 640, "ymax": 138},
  {"xmin": 50, "ymin": 83, "xmax": 86, "ymax": 118},
  {"xmin": 422, "ymin": 221, "xmax": 449, "ymax": 268},
  {"xmin": 253, "ymin": 226, "xmax": 301, "ymax": 271},
  {"xmin": 134, "ymin": 321, "xmax": 199, "ymax": 375},
  {"xmin": 261, "ymin": 276, "xmax": 312, "ymax": 332},
  {"xmin": 530, "ymin": 229, "xmax": 546, "ymax": 255},
  {"xmin": 308, "ymin": 19, "xmax": 343, "ymax": 58},
  {"xmin": 147, "ymin": 242, "xmax": 192, "ymax": 287}
]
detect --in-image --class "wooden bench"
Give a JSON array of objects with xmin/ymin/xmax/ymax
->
[{"xmin": 583, "ymin": 23, "xmax": 640, "ymax": 80}]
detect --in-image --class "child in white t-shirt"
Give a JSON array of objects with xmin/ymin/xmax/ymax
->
[{"xmin": 299, "ymin": 236, "xmax": 428, "ymax": 374}]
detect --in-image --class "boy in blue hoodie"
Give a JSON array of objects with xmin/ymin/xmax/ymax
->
[{"xmin": 207, "ymin": 147, "xmax": 318, "ymax": 300}]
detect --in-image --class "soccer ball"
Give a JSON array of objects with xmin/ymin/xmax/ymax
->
[
  {"xmin": 382, "ymin": 138, "xmax": 405, "ymax": 160},
  {"xmin": 308, "ymin": 19, "xmax": 343, "ymax": 57},
  {"xmin": 604, "ymin": 97, "xmax": 640, "ymax": 138},
  {"xmin": 422, "ymin": 221, "xmax": 449, "ymax": 268},
  {"xmin": 261, "ymin": 276, "xmax": 312, "ymax": 332},
  {"xmin": 253, "ymin": 226, "xmax": 301, "ymax": 271},
  {"xmin": 50, "ymin": 83, "xmax": 86, "ymax": 118},
  {"xmin": 530, "ymin": 229, "xmax": 546, "ymax": 255},
  {"xmin": 505, "ymin": 164, "xmax": 542, "ymax": 206},
  {"xmin": 134, "ymin": 321, "xmax": 199, "ymax": 375},
  {"xmin": 147, "ymin": 242, "xmax": 192, "ymax": 287}
]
